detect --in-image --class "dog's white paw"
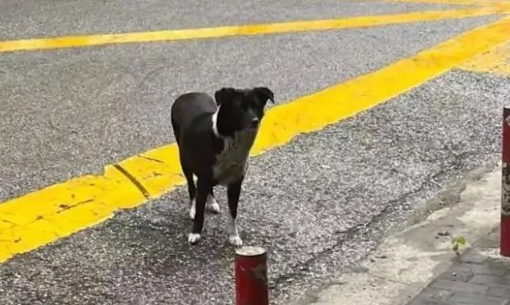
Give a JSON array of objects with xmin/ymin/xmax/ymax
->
[
  {"xmin": 207, "ymin": 195, "xmax": 220, "ymax": 214},
  {"xmin": 228, "ymin": 235, "xmax": 243, "ymax": 247},
  {"xmin": 189, "ymin": 199, "xmax": 196, "ymax": 220},
  {"xmin": 188, "ymin": 233, "xmax": 201, "ymax": 244}
]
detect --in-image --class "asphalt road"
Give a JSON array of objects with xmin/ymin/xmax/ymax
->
[
  {"xmin": 0, "ymin": 0, "xmax": 454, "ymax": 39},
  {"xmin": 0, "ymin": 0, "xmax": 509, "ymax": 304}
]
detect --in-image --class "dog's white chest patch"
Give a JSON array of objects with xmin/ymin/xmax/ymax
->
[{"xmin": 213, "ymin": 129, "xmax": 257, "ymax": 185}]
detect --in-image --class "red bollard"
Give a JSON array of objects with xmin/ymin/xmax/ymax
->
[
  {"xmin": 501, "ymin": 106, "xmax": 510, "ymax": 257},
  {"xmin": 235, "ymin": 246, "xmax": 269, "ymax": 305}
]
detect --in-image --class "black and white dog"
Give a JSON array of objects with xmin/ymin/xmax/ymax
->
[{"xmin": 171, "ymin": 87, "xmax": 274, "ymax": 246}]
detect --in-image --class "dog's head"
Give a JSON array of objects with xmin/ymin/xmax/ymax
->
[{"xmin": 214, "ymin": 87, "xmax": 274, "ymax": 137}]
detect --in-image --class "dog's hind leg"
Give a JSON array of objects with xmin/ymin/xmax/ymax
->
[
  {"xmin": 226, "ymin": 177, "xmax": 244, "ymax": 247},
  {"xmin": 206, "ymin": 186, "xmax": 220, "ymax": 214},
  {"xmin": 189, "ymin": 177, "xmax": 209, "ymax": 245},
  {"xmin": 173, "ymin": 120, "xmax": 199, "ymax": 219},
  {"xmin": 180, "ymin": 158, "xmax": 196, "ymax": 220}
]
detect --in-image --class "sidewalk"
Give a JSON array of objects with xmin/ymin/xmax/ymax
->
[
  {"xmin": 296, "ymin": 166, "xmax": 507, "ymax": 305},
  {"xmin": 407, "ymin": 227, "xmax": 510, "ymax": 305}
]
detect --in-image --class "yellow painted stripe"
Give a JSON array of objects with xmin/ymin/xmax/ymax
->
[
  {"xmin": 374, "ymin": 0, "xmax": 510, "ymax": 7},
  {"xmin": 2, "ymin": 16, "xmax": 510, "ymax": 264},
  {"xmin": 460, "ymin": 43, "xmax": 510, "ymax": 76},
  {"xmin": 0, "ymin": 8, "xmax": 505, "ymax": 54},
  {"xmin": 356, "ymin": 0, "xmax": 510, "ymax": 14}
]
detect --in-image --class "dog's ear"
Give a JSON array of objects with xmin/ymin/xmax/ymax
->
[
  {"xmin": 254, "ymin": 87, "xmax": 274, "ymax": 106},
  {"xmin": 215, "ymin": 87, "xmax": 236, "ymax": 106}
]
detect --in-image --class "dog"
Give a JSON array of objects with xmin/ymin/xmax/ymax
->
[{"xmin": 171, "ymin": 87, "xmax": 274, "ymax": 246}]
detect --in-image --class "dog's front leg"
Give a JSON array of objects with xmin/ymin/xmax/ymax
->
[
  {"xmin": 227, "ymin": 177, "xmax": 244, "ymax": 247},
  {"xmin": 189, "ymin": 178, "xmax": 209, "ymax": 245}
]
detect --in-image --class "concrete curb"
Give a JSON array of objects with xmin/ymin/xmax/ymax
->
[{"xmin": 294, "ymin": 164, "xmax": 501, "ymax": 305}]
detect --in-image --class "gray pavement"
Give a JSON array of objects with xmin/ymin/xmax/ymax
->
[
  {"xmin": 294, "ymin": 166, "xmax": 504, "ymax": 305},
  {"xmin": 408, "ymin": 228, "xmax": 510, "ymax": 305},
  {"xmin": 0, "ymin": 0, "xmax": 454, "ymax": 40},
  {"xmin": 0, "ymin": 1, "xmax": 509, "ymax": 304},
  {"xmin": 1, "ymin": 67, "xmax": 509, "ymax": 304},
  {"xmin": 0, "ymin": 16, "xmax": 494, "ymax": 202}
]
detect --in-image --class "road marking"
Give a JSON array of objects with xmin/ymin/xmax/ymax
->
[
  {"xmin": 0, "ymin": 8, "xmax": 504, "ymax": 54},
  {"xmin": 460, "ymin": 43, "xmax": 510, "ymax": 76},
  {"xmin": 374, "ymin": 0, "xmax": 510, "ymax": 8},
  {"xmin": 2, "ymin": 15, "xmax": 510, "ymax": 264},
  {"xmin": 359, "ymin": 0, "xmax": 510, "ymax": 16}
]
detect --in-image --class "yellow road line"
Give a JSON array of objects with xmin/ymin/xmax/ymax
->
[
  {"xmin": 357, "ymin": 0, "xmax": 510, "ymax": 14},
  {"xmin": 376, "ymin": 0, "xmax": 510, "ymax": 7},
  {"xmin": 0, "ymin": 8, "xmax": 505, "ymax": 54},
  {"xmin": 2, "ymin": 15, "xmax": 510, "ymax": 264},
  {"xmin": 460, "ymin": 43, "xmax": 510, "ymax": 76}
]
